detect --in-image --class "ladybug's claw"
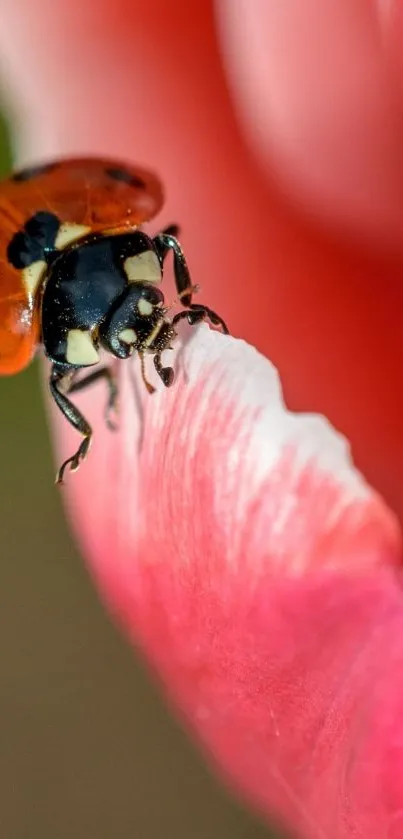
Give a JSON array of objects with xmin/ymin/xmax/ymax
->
[
  {"xmin": 55, "ymin": 435, "xmax": 92, "ymax": 485},
  {"xmin": 153, "ymin": 352, "xmax": 174, "ymax": 387},
  {"xmin": 206, "ymin": 309, "xmax": 229, "ymax": 334}
]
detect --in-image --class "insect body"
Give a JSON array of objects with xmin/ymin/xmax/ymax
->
[{"xmin": 0, "ymin": 157, "xmax": 228, "ymax": 483}]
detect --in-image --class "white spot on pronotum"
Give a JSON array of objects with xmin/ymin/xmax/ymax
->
[
  {"xmin": 137, "ymin": 297, "xmax": 154, "ymax": 316},
  {"xmin": 119, "ymin": 328, "xmax": 137, "ymax": 345},
  {"xmin": 124, "ymin": 250, "xmax": 161, "ymax": 284},
  {"xmin": 66, "ymin": 329, "xmax": 99, "ymax": 366},
  {"xmin": 22, "ymin": 260, "xmax": 46, "ymax": 297},
  {"xmin": 55, "ymin": 223, "xmax": 91, "ymax": 250}
]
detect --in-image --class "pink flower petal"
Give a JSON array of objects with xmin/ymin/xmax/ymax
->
[{"xmin": 48, "ymin": 325, "xmax": 403, "ymax": 838}]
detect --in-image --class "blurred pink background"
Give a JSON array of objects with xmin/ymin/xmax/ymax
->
[{"xmin": 0, "ymin": 2, "xmax": 402, "ymax": 836}]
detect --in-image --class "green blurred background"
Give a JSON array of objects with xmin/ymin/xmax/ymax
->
[{"xmin": 0, "ymin": 110, "xmax": 282, "ymax": 838}]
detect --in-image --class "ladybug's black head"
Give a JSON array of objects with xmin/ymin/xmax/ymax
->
[{"xmin": 99, "ymin": 279, "xmax": 177, "ymax": 371}]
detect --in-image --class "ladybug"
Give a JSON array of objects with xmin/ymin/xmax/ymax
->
[{"xmin": 0, "ymin": 156, "xmax": 228, "ymax": 484}]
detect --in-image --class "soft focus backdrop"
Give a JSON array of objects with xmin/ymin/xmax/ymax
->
[
  {"xmin": 1, "ymin": 3, "xmax": 403, "ymax": 837},
  {"xmin": 0, "ymin": 110, "xmax": 280, "ymax": 839}
]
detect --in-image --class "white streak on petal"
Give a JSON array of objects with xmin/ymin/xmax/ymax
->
[
  {"xmin": 116, "ymin": 324, "xmax": 399, "ymax": 575},
  {"xmin": 50, "ymin": 324, "xmax": 401, "ymax": 581}
]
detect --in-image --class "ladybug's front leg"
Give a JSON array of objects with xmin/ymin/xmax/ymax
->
[
  {"xmin": 153, "ymin": 224, "xmax": 180, "ymax": 260},
  {"xmin": 152, "ymin": 227, "xmax": 229, "ymax": 334},
  {"xmin": 153, "ymin": 227, "xmax": 193, "ymax": 306},
  {"xmin": 172, "ymin": 305, "xmax": 229, "ymax": 334}
]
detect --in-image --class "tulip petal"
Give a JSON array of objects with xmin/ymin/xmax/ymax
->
[{"xmin": 49, "ymin": 325, "xmax": 403, "ymax": 838}]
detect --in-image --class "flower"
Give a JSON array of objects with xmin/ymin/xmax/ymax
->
[{"xmin": 1, "ymin": 2, "xmax": 403, "ymax": 837}]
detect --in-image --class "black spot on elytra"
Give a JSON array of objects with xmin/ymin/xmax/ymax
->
[
  {"xmin": 105, "ymin": 167, "xmax": 146, "ymax": 189},
  {"xmin": 7, "ymin": 211, "xmax": 60, "ymax": 269},
  {"xmin": 11, "ymin": 161, "xmax": 57, "ymax": 183}
]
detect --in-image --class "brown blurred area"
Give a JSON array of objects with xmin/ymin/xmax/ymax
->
[{"xmin": 0, "ymin": 110, "xmax": 280, "ymax": 839}]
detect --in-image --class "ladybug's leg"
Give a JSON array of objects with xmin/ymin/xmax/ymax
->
[
  {"xmin": 68, "ymin": 366, "xmax": 119, "ymax": 431},
  {"xmin": 172, "ymin": 305, "xmax": 229, "ymax": 334},
  {"xmin": 154, "ymin": 225, "xmax": 180, "ymax": 261},
  {"xmin": 153, "ymin": 230, "xmax": 193, "ymax": 306},
  {"xmin": 153, "ymin": 231, "xmax": 229, "ymax": 333},
  {"xmin": 50, "ymin": 364, "xmax": 93, "ymax": 485}
]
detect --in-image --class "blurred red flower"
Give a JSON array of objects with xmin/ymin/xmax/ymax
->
[{"xmin": 1, "ymin": 2, "xmax": 403, "ymax": 837}]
